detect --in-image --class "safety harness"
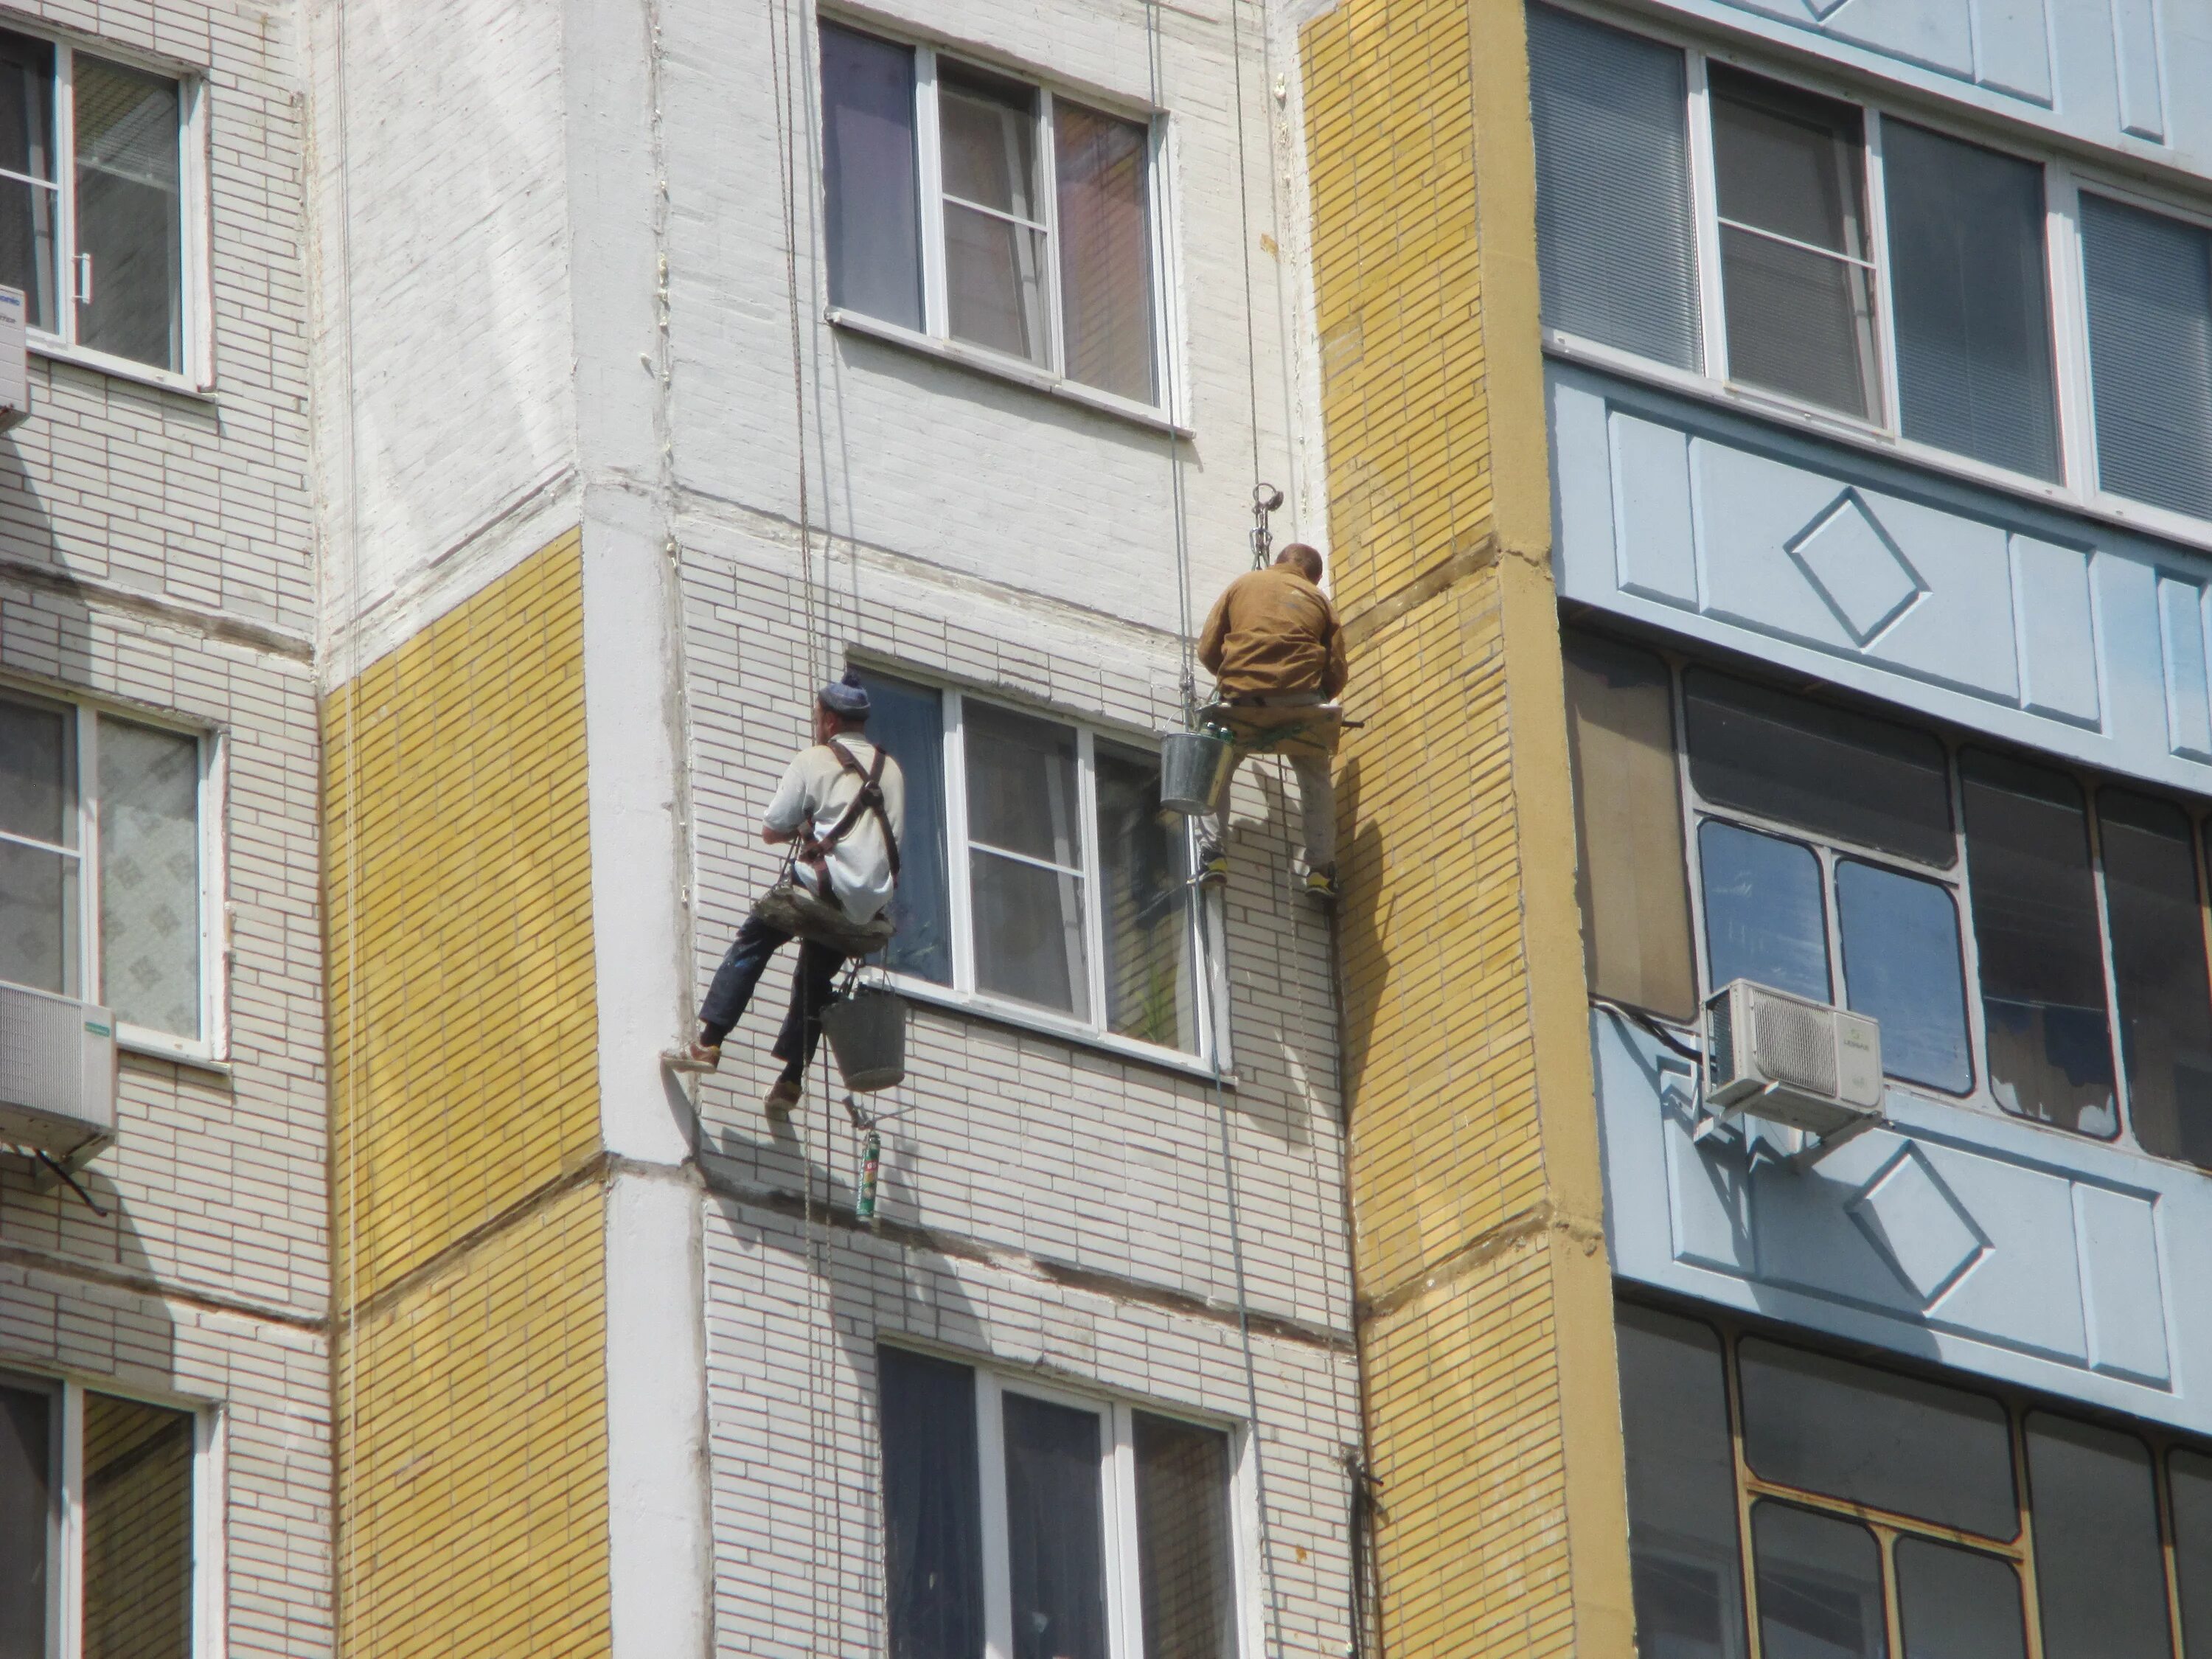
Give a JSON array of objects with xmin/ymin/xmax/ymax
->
[{"xmin": 797, "ymin": 738, "xmax": 902, "ymax": 911}]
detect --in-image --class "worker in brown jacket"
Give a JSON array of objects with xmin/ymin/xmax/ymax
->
[{"xmin": 1196, "ymin": 542, "xmax": 1347, "ymax": 900}]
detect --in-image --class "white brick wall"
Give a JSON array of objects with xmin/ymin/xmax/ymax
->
[
  {"xmin": 665, "ymin": 0, "xmax": 1357, "ymax": 1630},
  {"xmin": 305, "ymin": 0, "xmax": 578, "ymax": 661},
  {"xmin": 0, "ymin": 0, "xmax": 329, "ymax": 1653}
]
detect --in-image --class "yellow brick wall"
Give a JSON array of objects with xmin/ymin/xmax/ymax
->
[
  {"xmin": 324, "ymin": 529, "xmax": 612, "ymax": 1657},
  {"xmin": 1302, "ymin": 0, "xmax": 1635, "ymax": 1652},
  {"xmin": 340, "ymin": 1180, "xmax": 611, "ymax": 1658}
]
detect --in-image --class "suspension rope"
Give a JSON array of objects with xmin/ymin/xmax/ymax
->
[
  {"xmin": 1227, "ymin": 0, "xmax": 1265, "ymax": 490},
  {"xmin": 765, "ymin": 0, "xmax": 846, "ymax": 1650},
  {"xmin": 1194, "ymin": 895, "xmax": 1290, "ymax": 1659},
  {"xmin": 1146, "ymin": 0, "xmax": 1201, "ymax": 726}
]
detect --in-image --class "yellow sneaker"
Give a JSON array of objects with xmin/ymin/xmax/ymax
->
[{"xmin": 763, "ymin": 1078, "xmax": 802, "ymax": 1119}]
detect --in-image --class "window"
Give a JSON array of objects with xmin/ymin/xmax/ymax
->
[
  {"xmin": 2079, "ymin": 194, "xmax": 2212, "ymax": 521},
  {"xmin": 0, "ymin": 1373, "xmax": 204, "ymax": 1659},
  {"xmin": 1561, "ymin": 631, "xmax": 2212, "ymax": 1168},
  {"xmin": 1618, "ymin": 1304, "xmax": 2212, "ymax": 1659},
  {"xmin": 1525, "ymin": 3, "xmax": 2212, "ymax": 526},
  {"xmin": 0, "ymin": 29, "xmax": 192, "ymax": 375},
  {"xmin": 855, "ymin": 669, "xmax": 1211, "ymax": 1060},
  {"xmin": 0, "ymin": 687, "xmax": 211, "ymax": 1051},
  {"xmin": 876, "ymin": 1346, "xmax": 1242, "ymax": 1659},
  {"xmin": 820, "ymin": 21, "xmax": 1164, "ymax": 408}
]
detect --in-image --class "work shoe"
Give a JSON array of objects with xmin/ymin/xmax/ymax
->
[
  {"xmin": 1197, "ymin": 839, "xmax": 1229, "ymax": 888},
  {"xmin": 665, "ymin": 1040, "xmax": 722, "ymax": 1074},
  {"xmin": 763, "ymin": 1078, "xmax": 803, "ymax": 1120},
  {"xmin": 1304, "ymin": 866, "xmax": 1339, "ymax": 903}
]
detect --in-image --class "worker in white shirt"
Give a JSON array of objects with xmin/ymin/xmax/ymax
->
[{"xmin": 671, "ymin": 670, "xmax": 905, "ymax": 1119}]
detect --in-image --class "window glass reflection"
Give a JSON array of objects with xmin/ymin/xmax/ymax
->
[
  {"xmin": 1003, "ymin": 1393, "xmax": 1110, "ymax": 1659},
  {"xmin": 2104, "ymin": 791, "xmax": 2212, "ymax": 1166},
  {"xmin": 1739, "ymin": 1339, "xmax": 2015, "ymax": 1540},
  {"xmin": 2170, "ymin": 1448, "xmax": 2212, "ymax": 1659},
  {"xmin": 1683, "ymin": 671, "xmax": 1951, "ymax": 866},
  {"xmin": 1961, "ymin": 751, "xmax": 2118, "ymax": 1138},
  {"xmin": 1752, "ymin": 1502, "xmax": 1886, "ymax": 1659},
  {"xmin": 1895, "ymin": 1539, "xmax": 2027, "ymax": 1659},
  {"xmin": 2025, "ymin": 1414, "xmax": 2171, "ymax": 1659},
  {"xmin": 1616, "ymin": 1306, "xmax": 1748, "ymax": 1659},
  {"xmin": 1836, "ymin": 858, "xmax": 1971, "ymax": 1093},
  {"xmin": 1699, "ymin": 820, "xmax": 1830, "ymax": 1001}
]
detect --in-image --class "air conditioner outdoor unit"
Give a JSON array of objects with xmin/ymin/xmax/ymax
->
[
  {"xmin": 0, "ymin": 982, "xmax": 116, "ymax": 1164},
  {"xmin": 0, "ymin": 285, "xmax": 30, "ymax": 434},
  {"xmin": 1703, "ymin": 978, "xmax": 1883, "ymax": 1144}
]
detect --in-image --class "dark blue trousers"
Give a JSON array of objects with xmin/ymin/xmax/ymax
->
[{"xmin": 698, "ymin": 915, "xmax": 847, "ymax": 1082}]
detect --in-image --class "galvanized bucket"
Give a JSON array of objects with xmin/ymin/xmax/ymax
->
[
  {"xmin": 821, "ymin": 987, "xmax": 907, "ymax": 1093},
  {"xmin": 1160, "ymin": 727, "xmax": 1235, "ymax": 816}
]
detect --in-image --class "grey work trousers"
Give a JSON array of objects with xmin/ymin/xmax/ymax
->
[{"xmin": 1212, "ymin": 691, "xmax": 1338, "ymax": 871}]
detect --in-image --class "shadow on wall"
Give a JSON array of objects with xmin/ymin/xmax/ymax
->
[{"xmin": 1330, "ymin": 754, "xmax": 1389, "ymax": 1119}]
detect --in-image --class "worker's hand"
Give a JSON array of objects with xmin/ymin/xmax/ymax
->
[{"xmin": 762, "ymin": 827, "xmax": 795, "ymax": 846}]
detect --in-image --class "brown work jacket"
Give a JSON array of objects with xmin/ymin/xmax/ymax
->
[{"xmin": 1197, "ymin": 563, "xmax": 1349, "ymax": 700}]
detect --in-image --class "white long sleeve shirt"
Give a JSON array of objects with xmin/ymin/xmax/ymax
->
[{"xmin": 762, "ymin": 739, "xmax": 905, "ymax": 923}]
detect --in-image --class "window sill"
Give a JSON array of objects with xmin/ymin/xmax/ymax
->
[
  {"xmin": 31, "ymin": 334, "xmax": 211, "ymax": 401},
  {"xmin": 827, "ymin": 307, "xmax": 1191, "ymax": 438},
  {"xmin": 1543, "ymin": 330, "xmax": 2212, "ymax": 561},
  {"xmin": 882, "ymin": 973, "xmax": 1234, "ymax": 1087},
  {"xmin": 119, "ymin": 1034, "xmax": 229, "ymax": 1080}
]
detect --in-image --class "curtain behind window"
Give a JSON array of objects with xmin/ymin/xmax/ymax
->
[
  {"xmin": 1133, "ymin": 1414, "xmax": 1238, "ymax": 1659},
  {"xmin": 1883, "ymin": 120, "xmax": 2059, "ymax": 480},
  {"xmin": 2081, "ymin": 194, "xmax": 2212, "ymax": 520},
  {"xmin": 0, "ymin": 1382, "xmax": 50, "ymax": 1659},
  {"xmin": 72, "ymin": 55, "xmax": 179, "ymax": 372},
  {"xmin": 80, "ymin": 1394, "xmax": 192, "ymax": 1659},
  {"xmin": 821, "ymin": 24, "xmax": 922, "ymax": 331},
  {"xmin": 98, "ymin": 717, "xmax": 199, "ymax": 1039},
  {"xmin": 1526, "ymin": 2, "xmax": 1700, "ymax": 369},
  {"xmin": 1055, "ymin": 102, "xmax": 1155, "ymax": 403},
  {"xmin": 879, "ymin": 1348, "xmax": 985, "ymax": 1659}
]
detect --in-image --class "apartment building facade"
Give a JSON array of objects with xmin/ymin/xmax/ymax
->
[
  {"xmin": 0, "ymin": 1, "xmax": 330, "ymax": 1657},
  {"xmin": 313, "ymin": 0, "xmax": 1357, "ymax": 1652},
  {"xmin": 1299, "ymin": 0, "xmax": 2212, "ymax": 1652}
]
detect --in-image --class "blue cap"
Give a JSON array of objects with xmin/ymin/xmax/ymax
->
[{"xmin": 819, "ymin": 669, "xmax": 871, "ymax": 719}]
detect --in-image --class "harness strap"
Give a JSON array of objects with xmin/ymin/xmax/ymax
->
[{"xmin": 797, "ymin": 740, "xmax": 902, "ymax": 905}]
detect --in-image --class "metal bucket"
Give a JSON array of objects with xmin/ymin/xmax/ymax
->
[
  {"xmin": 1160, "ymin": 728, "xmax": 1235, "ymax": 816},
  {"xmin": 821, "ymin": 987, "xmax": 907, "ymax": 1093}
]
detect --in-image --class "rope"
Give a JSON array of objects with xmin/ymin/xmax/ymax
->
[
  {"xmin": 1146, "ymin": 0, "xmax": 1200, "ymax": 727},
  {"xmin": 1227, "ymin": 0, "xmax": 1265, "ymax": 490},
  {"xmin": 1194, "ymin": 894, "xmax": 1290, "ymax": 1659},
  {"xmin": 765, "ymin": 0, "xmax": 847, "ymax": 1649},
  {"xmin": 768, "ymin": 0, "xmax": 827, "ymax": 692}
]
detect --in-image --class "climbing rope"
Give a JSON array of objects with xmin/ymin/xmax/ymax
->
[{"xmin": 763, "ymin": 0, "xmax": 850, "ymax": 1648}]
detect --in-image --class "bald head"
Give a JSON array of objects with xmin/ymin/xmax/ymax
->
[{"xmin": 1277, "ymin": 543, "xmax": 1324, "ymax": 582}]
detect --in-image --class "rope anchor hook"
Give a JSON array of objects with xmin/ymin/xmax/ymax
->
[{"xmin": 1249, "ymin": 483, "xmax": 1284, "ymax": 568}]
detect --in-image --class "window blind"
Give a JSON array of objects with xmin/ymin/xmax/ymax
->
[
  {"xmin": 1884, "ymin": 119, "xmax": 2060, "ymax": 481},
  {"xmin": 2081, "ymin": 193, "xmax": 2212, "ymax": 520},
  {"xmin": 1526, "ymin": 1, "xmax": 1701, "ymax": 370}
]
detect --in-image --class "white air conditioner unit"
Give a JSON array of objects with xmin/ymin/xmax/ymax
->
[
  {"xmin": 0, "ymin": 982, "xmax": 116, "ymax": 1164},
  {"xmin": 1703, "ymin": 978, "xmax": 1883, "ymax": 1146},
  {"xmin": 0, "ymin": 285, "xmax": 30, "ymax": 434}
]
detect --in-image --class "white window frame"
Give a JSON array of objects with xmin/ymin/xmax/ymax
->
[
  {"xmin": 0, "ymin": 677, "xmax": 225, "ymax": 1063},
  {"xmin": 0, "ymin": 24, "xmax": 212, "ymax": 392},
  {"xmin": 1, "ymin": 1368, "xmax": 223, "ymax": 1659},
  {"xmin": 1535, "ymin": 0, "xmax": 2212, "ymax": 559},
  {"xmin": 883, "ymin": 682, "xmax": 1231, "ymax": 1077},
  {"xmin": 818, "ymin": 17, "xmax": 1181, "ymax": 427},
  {"xmin": 881, "ymin": 1347, "xmax": 1260, "ymax": 1659}
]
